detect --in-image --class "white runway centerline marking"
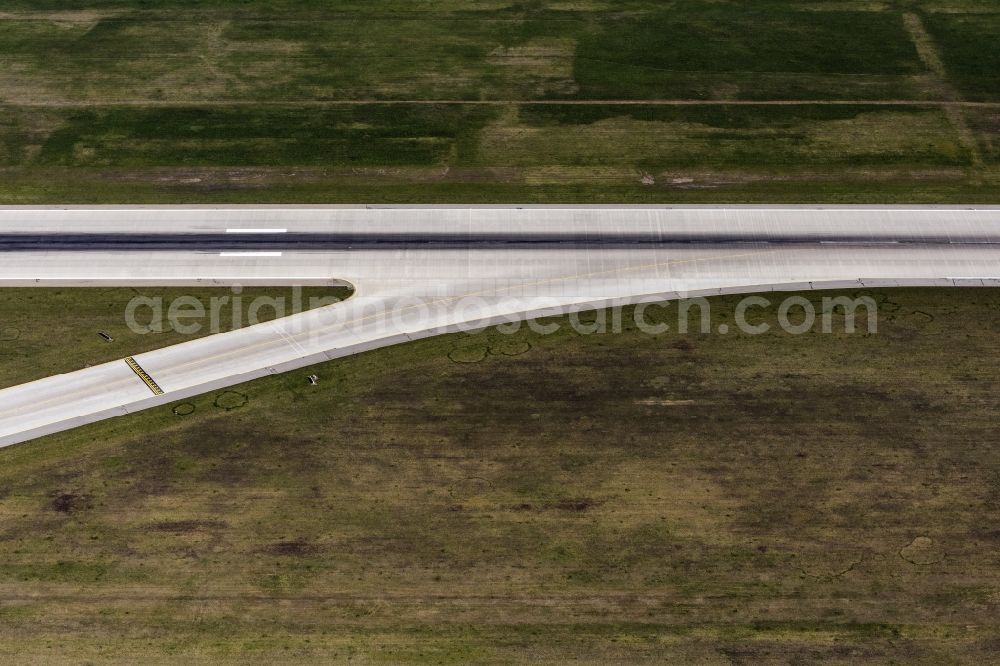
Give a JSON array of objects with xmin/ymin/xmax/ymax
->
[
  {"xmin": 219, "ymin": 251, "xmax": 283, "ymax": 257},
  {"xmin": 226, "ymin": 228, "xmax": 288, "ymax": 234}
]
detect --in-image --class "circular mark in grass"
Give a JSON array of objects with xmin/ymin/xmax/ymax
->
[
  {"xmin": 172, "ymin": 402, "xmax": 196, "ymax": 416},
  {"xmin": 466, "ymin": 475, "xmax": 494, "ymax": 489},
  {"xmin": 907, "ymin": 309, "xmax": 935, "ymax": 324},
  {"xmin": 448, "ymin": 346, "xmax": 488, "ymax": 363},
  {"xmin": 795, "ymin": 549, "xmax": 864, "ymax": 580},
  {"xmin": 490, "ymin": 340, "xmax": 532, "ymax": 357},
  {"xmin": 0, "ymin": 327, "xmax": 20, "ymax": 341},
  {"xmin": 214, "ymin": 391, "xmax": 248, "ymax": 411}
]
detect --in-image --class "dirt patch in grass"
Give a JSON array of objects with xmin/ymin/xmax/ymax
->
[
  {"xmin": 150, "ymin": 520, "xmax": 228, "ymax": 532},
  {"xmin": 49, "ymin": 491, "xmax": 83, "ymax": 514},
  {"xmin": 899, "ymin": 536, "xmax": 947, "ymax": 565},
  {"xmin": 551, "ymin": 498, "xmax": 598, "ymax": 511},
  {"xmin": 261, "ymin": 539, "xmax": 319, "ymax": 556}
]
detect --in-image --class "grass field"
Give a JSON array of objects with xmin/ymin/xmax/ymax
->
[
  {"xmin": 0, "ymin": 286, "xmax": 999, "ymax": 661},
  {"xmin": 0, "ymin": 0, "xmax": 998, "ymax": 203},
  {"xmin": 921, "ymin": 11, "xmax": 1000, "ymax": 102}
]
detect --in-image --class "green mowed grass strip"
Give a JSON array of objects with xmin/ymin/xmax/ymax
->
[
  {"xmin": 0, "ymin": 2, "xmax": 991, "ymax": 104},
  {"xmin": 0, "ymin": 287, "xmax": 351, "ymax": 389},
  {"xmin": 28, "ymin": 106, "xmax": 498, "ymax": 168},
  {"xmin": 0, "ymin": 288, "xmax": 998, "ymax": 661},
  {"xmin": 0, "ymin": 3, "xmax": 939, "ymax": 103},
  {"xmin": 0, "ymin": 166, "xmax": 996, "ymax": 204},
  {"xmin": 0, "ymin": 104, "xmax": 972, "ymax": 170},
  {"xmin": 921, "ymin": 12, "xmax": 1000, "ymax": 101},
  {"xmin": 0, "ymin": 10, "xmax": 579, "ymax": 102},
  {"xmin": 969, "ymin": 109, "xmax": 1000, "ymax": 163},
  {"xmin": 0, "ymin": 100, "xmax": 993, "ymax": 204},
  {"xmin": 573, "ymin": 7, "xmax": 926, "ymax": 99},
  {"xmin": 484, "ymin": 104, "xmax": 973, "ymax": 170}
]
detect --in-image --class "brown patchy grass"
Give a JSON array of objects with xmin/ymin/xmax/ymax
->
[{"xmin": 0, "ymin": 287, "xmax": 998, "ymax": 661}]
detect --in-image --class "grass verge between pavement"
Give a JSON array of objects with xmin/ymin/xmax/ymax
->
[{"xmin": 0, "ymin": 286, "xmax": 351, "ymax": 389}]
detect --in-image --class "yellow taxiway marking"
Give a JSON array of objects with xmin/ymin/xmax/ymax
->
[{"xmin": 124, "ymin": 356, "xmax": 164, "ymax": 396}]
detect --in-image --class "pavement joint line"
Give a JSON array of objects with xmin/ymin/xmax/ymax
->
[{"xmin": 124, "ymin": 357, "xmax": 164, "ymax": 396}]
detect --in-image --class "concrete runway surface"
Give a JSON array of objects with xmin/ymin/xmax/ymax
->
[{"xmin": 0, "ymin": 205, "xmax": 998, "ymax": 447}]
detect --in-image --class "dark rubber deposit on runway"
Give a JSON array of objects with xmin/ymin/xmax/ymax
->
[{"xmin": 1, "ymin": 231, "xmax": 998, "ymax": 251}]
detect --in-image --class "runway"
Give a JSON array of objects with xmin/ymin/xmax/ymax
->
[{"xmin": 0, "ymin": 205, "xmax": 998, "ymax": 447}]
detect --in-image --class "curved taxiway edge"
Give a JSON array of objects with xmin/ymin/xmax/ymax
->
[{"xmin": 1, "ymin": 275, "xmax": 995, "ymax": 449}]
